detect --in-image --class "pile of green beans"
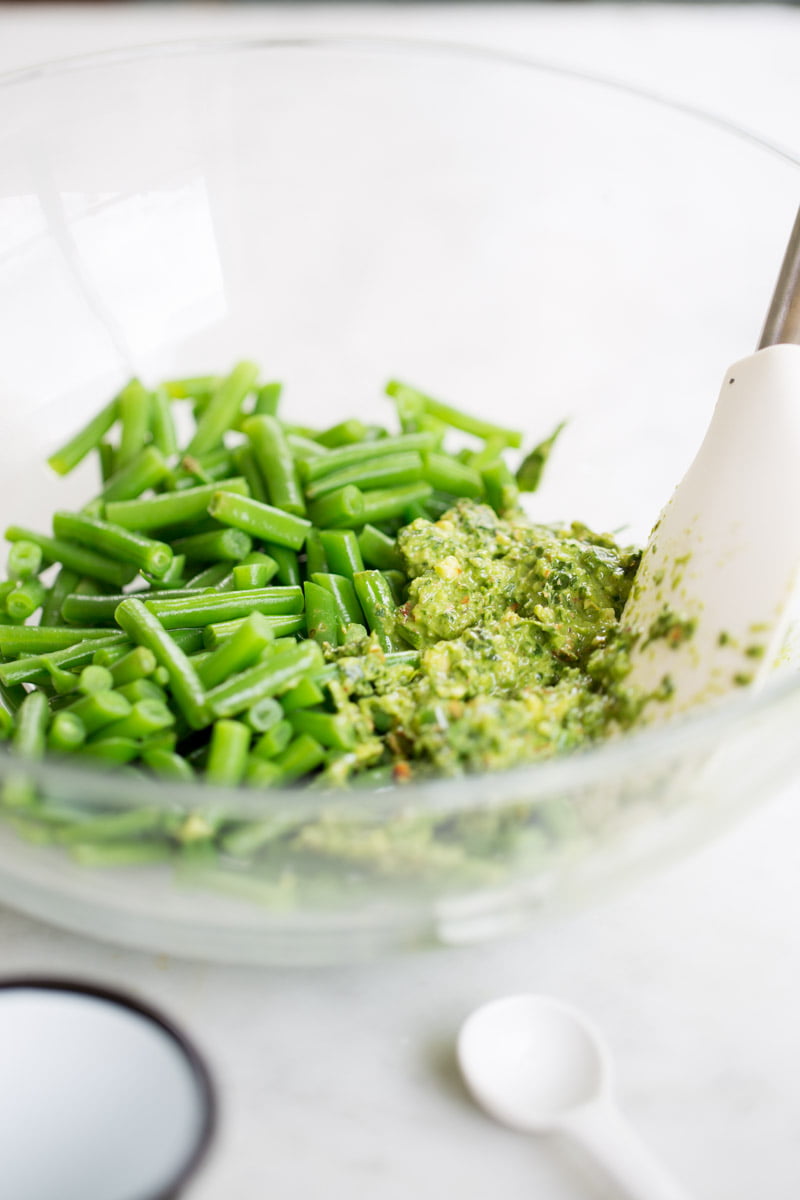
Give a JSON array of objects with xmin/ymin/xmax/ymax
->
[{"xmin": 0, "ymin": 364, "xmax": 525, "ymax": 829}]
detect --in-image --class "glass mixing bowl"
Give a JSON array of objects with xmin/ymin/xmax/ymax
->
[{"xmin": 0, "ymin": 39, "xmax": 798, "ymax": 964}]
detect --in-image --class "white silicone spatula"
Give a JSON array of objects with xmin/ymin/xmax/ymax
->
[{"xmin": 622, "ymin": 206, "xmax": 800, "ymax": 720}]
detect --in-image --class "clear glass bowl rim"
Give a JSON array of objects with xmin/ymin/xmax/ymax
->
[{"xmin": 1, "ymin": 33, "xmax": 799, "ymax": 821}]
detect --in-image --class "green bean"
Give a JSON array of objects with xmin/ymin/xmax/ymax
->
[
  {"xmin": 115, "ymin": 598, "xmax": 209, "ymax": 730},
  {"xmin": 69, "ymin": 840, "xmax": 172, "ymax": 866},
  {"xmin": 288, "ymin": 709, "xmax": 356, "ymax": 752},
  {"xmin": 203, "ymin": 613, "xmax": 305, "ymax": 647},
  {"xmin": 98, "ymin": 441, "xmax": 115, "ymax": 482},
  {"xmin": 421, "ymin": 452, "xmax": 483, "ymax": 500},
  {"xmin": 116, "ymin": 380, "xmax": 151, "ymax": 469},
  {"xmin": 185, "ymin": 562, "xmax": 233, "ymax": 589},
  {"xmin": 205, "ymin": 719, "xmax": 251, "ymax": 785},
  {"xmin": 40, "ymin": 657, "xmax": 80, "ymax": 695},
  {"xmin": 78, "ymin": 665, "xmax": 114, "ymax": 695},
  {"xmin": 243, "ymin": 414, "xmax": 307, "ymax": 517},
  {"xmin": 196, "ymin": 612, "xmax": 275, "ymax": 690},
  {"xmin": 262, "ymin": 543, "xmax": 300, "ymax": 587},
  {"xmin": 107, "ymin": 646, "xmax": 157, "ymax": 686},
  {"xmin": 352, "ymin": 571, "xmax": 403, "ymax": 651},
  {"xmin": 64, "ymin": 689, "xmax": 131, "ymax": 734},
  {"xmin": 303, "ymin": 530, "xmax": 328, "ymax": 578},
  {"xmin": 5, "ymin": 580, "xmax": 46, "ymax": 621},
  {"xmin": 0, "ymin": 625, "xmax": 120, "ymax": 658},
  {"xmin": 53, "ymin": 511, "xmax": 173, "ymax": 579},
  {"xmin": 286, "ymin": 432, "xmax": 329, "ymax": 460},
  {"xmin": 0, "ymin": 675, "xmax": 26, "ymax": 714},
  {"xmin": 243, "ymin": 696, "xmax": 283, "ymax": 733},
  {"xmin": 116, "ymin": 679, "xmax": 167, "ymax": 705},
  {"xmin": 357, "ymin": 525, "xmax": 403, "ymax": 571},
  {"xmin": 280, "ymin": 677, "xmax": 325, "ymax": 712},
  {"xmin": 252, "ymin": 719, "xmax": 293, "ymax": 760},
  {"xmin": 12, "ymin": 690, "xmax": 50, "ymax": 758},
  {"xmin": 272, "ymin": 734, "xmax": 326, "ymax": 782},
  {"xmin": 142, "ymin": 748, "xmax": 195, "ymax": 781},
  {"xmin": 61, "ymin": 592, "xmax": 196, "ymax": 626},
  {"xmin": 185, "ymin": 361, "xmax": 259, "ymax": 456},
  {"xmin": 47, "ymin": 711, "xmax": 87, "ymax": 753},
  {"xmin": 231, "ymin": 443, "xmax": 268, "ymax": 504},
  {"xmin": 299, "ymin": 432, "xmax": 436, "ymax": 483},
  {"xmin": 232, "ymin": 559, "xmax": 278, "ymax": 590},
  {"xmin": 176, "ymin": 447, "xmax": 236, "ymax": 487},
  {"xmin": 316, "ymin": 419, "xmax": 371, "ymax": 448},
  {"xmin": 48, "ymin": 395, "xmax": 119, "ymax": 476},
  {"xmin": 205, "ymin": 640, "xmax": 323, "ymax": 719},
  {"xmin": 105, "ymin": 477, "xmax": 248, "ymax": 533},
  {"xmin": 242, "ymin": 759, "xmax": 283, "ymax": 789},
  {"xmin": 149, "ymin": 386, "xmax": 178, "ymax": 457},
  {"xmin": 310, "ymin": 573, "xmax": 363, "ymax": 625},
  {"xmin": 253, "ymin": 381, "xmax": 282, "ymax": 418},
  {"xmin": 304, "ymin": 581, "xmax": 339, "ymax": 647},
  {"xmin": 94, "ymin": 445, "xmax": 171, "ymax": 505},
  {"xmin": 481, "ymin": 459, "xmax": 520, "ymax": 514},
  {"xmin": 318, "ymin": 530, "xmax": 364, "ymax": 579},
  {"xmin": 171, "ymin": 528, "xmax": 252, "ymax": 564},
  {"xmin": 305, "ymin": 451, "xmax": 423, "ymax": 501},
  {"xmin": 356, "ymin": 482, "xmax": 433, "ymax": 527},
  {"xmin": 306, "ymin": 485, "xmax": 364, "ymax": 530},
  {"xmin": 145, "ymin": 586, "xmax": 303, "ymax": 629},
  {"xmin": 385, "ymin": 381, "xmax": 523, "ymax": 448},
  {"xmin": 78, "ymin": 737, "xmax": 142, "ymax": 765},
  {"xmin": 58, "ymin": 808, "xmax": 165, "ymax": 845},
  {"xmin": 92, "ymin": 641, "xmax": 136, "ymax": 668},
  {"xmin": 207, "ymin": 490, "xmax": 310, "ymax": 551},
  {"xmin": 382, "ymin": 571, "xmax": 406, "ymax": 605},
  {"xmin": 40, "ymin": 566, "xmax": 81, "ymax": 626},
  {"xmin": 8, "ymin": 540, "xmax": 43, "ymax": 580},
  {"xmin": 5, "ymin": 527, "xmax": 138, "ymax": 589},
  {"xmin": 164, "ymin": 374, "xmax": 220, "ymax": 400},
  {"xmin": 141, "ymin": 554, "xmax": 187, "ymax": 591},
  {"xmin": 0, "ymin": 704, "xmax": 13, "ymax": 739},
  {"xmin": 93, "ymin": 699, "xmax": 174, "ymax": 741}
]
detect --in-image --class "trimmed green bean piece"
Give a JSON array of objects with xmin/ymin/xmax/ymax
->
[
  {"xmin": 185, "ymin": 361, "xmax": 259, "ymax": 457},
  {"xmin": 98, "ymin": 441, "xmax": 115, "ymax": 483},
  {"xmin": 78, "ymin": 665, "xmax": 114, "ymax": 695},
  {"xmin": 357, "ymin": 525, "xmax": 403, "ymax": 571},
  {"xmin": 47, "ymin": 711, "xmax": 87, "ymax": 753},
  {"xmin": 205, "ymin": 640, "xmax": 323, "ymax": 719},
  {"xmin": 0, "ymin": 704, "xmax": 13, "ymax": 739},
  {"xmin": 40, "ymin": 657, "xmax": 80, "ymax": 695},
  {"xmin": 0, "ymin": 625, "xmax": 120, "ymax": 658},
  {"xmin": 171, "ymin": 528, "xmax": 252, "ymax": 564},
  {"xmin": 58, "ymin": 808, "xmax": 165, "ymax": 845},
  {"xmin": 141, "ymin": 554, "xmax": 187, "ymax": 591},
  {"xmin": 12, "ymin": 690, "xmax": 50, "ymax": 758},
  {"xmin": 105, "ymin": 477, "xmax": 248, "ymax": 534},
  {"xmin": 95, "ymin": 446, "xmax": 171, "ymax": 505},
  {"xmin": 263, "ymin": 543, "xmax": 301, "ymax": 587},
  {"xmin": 61, "ymin": 591, "xmax": 197, "ymax": 626},
  {"xmin": 253, "ymin": 381, "xmax": 283, "ymax": 418},
  {"xmin": 185, "ymin": 562, "xmax": 232, "ymax": 589},
  {"xmin": 305, "ymin": 451, "xmax": 423, "ymax": 501},
  {"xmin": 116, "ymin": 679, "xmax": 167, "ymax": 705},
  {"xmin": 244, "ymin": 414, "xmax": 306, "ymax": 517},
  {"xmin": 310, "ymin": 573, "xmax": 363, "ymax": 625},
  {"xmin": 272, "ymin": 734, "xmax": 326, "ymax": 783},
  {"xmin": 306, "ymin": 486, "xmax": 364, "ymax": 530},
  {"xmin": 0, "ymin": 635, "xmax": 126, "ymax": 690},
  {"xmin": 232, "ymin": 559, "xmax": 279, "ymax": 591},
  {"xmin": 53, "ymin": 511, "xmax": 173, "ymax": 578},
  {"xmin": 108, "ymin": 646, "xmax": 157, "ymax": 686},
  {"xmin": 78, "ymin": 737, "xmax": 142, "ymax": 765},
  {"xmin": 6, "ymin": 579, "xmax": 46, "ymax": 621},
  {"xmin": 69, "ymin": 840, "xmax": 172, "ymax": 866},
  {"xmin": 385, "ymin": 381, "xmax": 523, "ymax": 448},
  {"xmin": 252, "ymin": 719, "xmax": 293, "ymax": 760},
  {"xmin": 143, "ymin": 747, "xmax": 195, "ymax": 782},
  {"xmin": 481, "ymin": 459, "xmax": 520, "ymax": 514},
  {"xmin": 116, "ymin": 380, "xmax": 151, "ymax": 469},
  {"xmin": 299, "ymin": 432, "xmax": 436, "ymax": 483},
  {"xmin": 149, "ymin": 385, "xmax": 179, "ymax": 457},
  {"xmin": 115, "ymin": 597, "xmax": 209, "ymax": 730},
  {"xmin": 352, "ymin": 571, "xmax": 403, "ymax": 652},
  {"xmin": 280, "ymin": 677, "xmax": 325, "ymax": 712},
  {"xmin": 382, "ymin": 571, "xmax": 406, "ymax": 604},
  {"xmin": 243, "ymin": 696, "xmax": 284, "ymax": 733},
  {"xmin": 421, "ymin": 452, "xmax": 483, "ymax": 500},
  {"xmin": 0, "ymin": 676, "xmax": 25, "ymax": 714},
  {"xmin": 304, "ymin": 581, "xmax": 339, "ymax": 647},
  {"xmin": 8, "ymin": 540, "xmax": 43, "ymax": 580},
  {"xmin": 318, "ymin": 530, "xmax": 364, "ymax": 580},
  {"xmin": 206, "ymin": 719, "xmax": 251, "ymax": 785},
  {"xmin": 196, "ymin": 612, "xmax": 275, "ymax": 690},
  {"xmin": 288, "ymin": 709, "xmax": 356, "ymax": 752},
  {"xmin": 203, "ymin": 613, "xmax": 304, "ymax": 648},
  {"xmin": 316, "ymin": 419, "xmax": 370, "ymax": 448},
  {"xmin": 304, "ymin": 530, "xmax": 328, "ymax": 578},
  {"xmin": 65, "ymin": 689, "xmax": 131, "ymax": 734},
  {"xmin": 145, "ymin": 586, "xmax": 303, "ymax": 629},
  {"xmin": 5, "ymin": 526, "xmax": 138, "ymax": 589},
  {"xmin": 164, "ymin": 374, "xmax": 220, "ymax": 400},
  {"xmin": 92, "ymin": 641, "xmax": 137, "ymax": 668},
  {"xmin": 40, "ymin": 566, "xmax": 81, "ymax": 627},
  {"xmin": 286, "ymin": 433, "xmax": 329, "ymax": 460},
  {"xmin": 231, "ymin": 443, "xmax": 268, "ymax": 504},
  {"xmin": 48, "ymin": 395, "xmax": 119, "ymax": 476},
  {"xmin": 357, "ymin": 482, "xmax": 433, "ymax": 527},
  {"xmin": 242, "ymin": 759, "xmax": 283, "ymax": 789},
  {"xmin": 93, "ymin": 699, "xmax": 175, "ymax": 741},
  {"xmin": 207, "ymin": 490, "xmax": 310, "ymax": 551}
]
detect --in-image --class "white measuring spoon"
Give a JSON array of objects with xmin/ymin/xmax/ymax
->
[
  {"xmin": 458, "ymin": 994, "xmax": 692, "ymax": 1200},
  {"xmin": 622, "ymin": 206, "xmax": 800, "ymax": 720}
]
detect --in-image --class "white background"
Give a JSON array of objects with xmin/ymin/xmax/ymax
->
[{"xmin": 2, "ymin": 6, "xmax": 800, "ymax": 1199}]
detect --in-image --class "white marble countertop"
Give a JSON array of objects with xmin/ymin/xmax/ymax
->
[{"xmin": 2, "ymin": 5, "xmax": 800, "ymax": 1199}]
